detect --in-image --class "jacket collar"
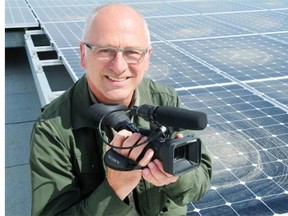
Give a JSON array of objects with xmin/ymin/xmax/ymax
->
[
  {"xmin": 71, "ymin": 75, "xmax": 97, "ymax": 130},
  {"xmin": 71, "ymin": 75, "xmax": 141, "ymax": 130}
]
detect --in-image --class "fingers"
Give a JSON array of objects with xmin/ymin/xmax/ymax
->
[
  {"xmin": 110, "ymin": 130, "xmax": 133, "ymax": 148},
  {"xmin": 175, "ymin": 133, "xmax": 184, "ymax": 139},
  {"xmin": 137, "ymin": 148, "xmax": 154, "ymax": 167},
  {"xmin": 106, "ymin": 129, "xmax": 132, "ymax": 152},
  {"xmin": 109, "ymin": 130, "xmax": 150, "ymax": 160},
  {"xmin": 109, "ymin": 130, "xmax": 178, "ymax": 187},
  {"xmin": 142, "ymin": 159, "xmax": 178, "ymax": 186}
]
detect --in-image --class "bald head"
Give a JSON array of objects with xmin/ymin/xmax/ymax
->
[
  {"xmin": 79, "ymin": 3, "xmax": 152, "ymax": 107},
  {"xmin": 81, "ymin": 3, "xmax": 150, "ymax": 45}
]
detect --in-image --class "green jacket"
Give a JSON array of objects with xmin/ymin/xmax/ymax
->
[{"xmin": 30, "ymin": 75, "xmax": 212, "ymax": 216}]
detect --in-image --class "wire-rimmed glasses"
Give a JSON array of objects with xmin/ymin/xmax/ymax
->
[{"xmin": 82, "ymin": 42, "xmax": 148, "ymax": 64}]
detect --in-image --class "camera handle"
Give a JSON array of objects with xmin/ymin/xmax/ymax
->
[
  {"xmin": 104, "ymin": 149, "xmax": 145, "ymax": 171},
  {"xmin": 104, "ymin": 126, "xmax": 167, "ymax": 171}
]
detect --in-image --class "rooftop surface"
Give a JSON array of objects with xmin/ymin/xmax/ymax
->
[{"xmin": 5, "ymin": 0, "xmax": 288, "ymax": 215}]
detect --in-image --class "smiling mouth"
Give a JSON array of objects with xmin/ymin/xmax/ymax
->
[{"xmin": 106, "ymin": 76, "xmax": 129, "ymax": 82}]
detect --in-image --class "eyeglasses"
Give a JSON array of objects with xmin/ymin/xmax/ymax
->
[{"xmin": 82, "ymin": 42, "xmax": 148, "ymax": 64}]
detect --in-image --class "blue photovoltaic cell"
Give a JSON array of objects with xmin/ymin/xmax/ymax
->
[
  {"xmin": 247, "ymin": 79, "xmax": 288, "ymax": 109},
  {"xmin": 266, "ymin": 32, "xmax": 288, "ymax": 45},
  {"xmin": 208, "ymin": 11, "xmax": 288, "ymax": 34},
  {"xmin": 5, "ymin": 0, "xmax": 27, "ymax": 7},
  {"xmin": 179, "ymin": 85, "xmax": 288, "ymax": 215},
  {"xmin": 27, "ymin": 0, "xmax": 96, "ymax": 7},
  {"xmin": 30, "ymin": 5, "xmax": 93, "ymax": 23},
  {"xmin": 132, "ymin": 0, "xmax": 257, "ymax": 17},
  {"xmin": 174, "ymin": 36, "xmax": 288, "ymax": 81},
  {"xmin": 235, "ymin": 0, "xmax": 288, "ymax": 10},
  {"xmin": 129, "ymin": 2, "xmax": 198, "ymax": 17},
  {"xmin": 7, "ymin": 0, "xmax": 288, "ymax": 215},
  {"xmin": 42, "ymin": 22, "xmax": 84, "ymax": 48},
  {"xmin": 146, "ymin": 43, "xmax": 232, "ymax": 89},
  {"xmin": 5, "ymin": 0, "xmax": 39, "ymax": 28},
  {"xmin": 167, "ymin": 0, "xmax": 257, "ymax": 14},
  {"xmin": 262, "ymin": 193, "xmax": 288, "ymax": 215},
  {"xmin": 147, "ymin": 15, "xmax": 251, "ymax": 41},
  {"xmin": 59, "ymin": 48, "xmax": 83, "ymax": 80}
]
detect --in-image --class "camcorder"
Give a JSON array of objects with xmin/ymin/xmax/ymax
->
[{"xmin": 89, "ymin": 103, "xmax": 207, "ymax": 176}]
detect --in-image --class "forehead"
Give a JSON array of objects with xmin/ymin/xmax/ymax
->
[{"xmin": 87, "ymin": 6, "xmax": 148, "ymax": 46}]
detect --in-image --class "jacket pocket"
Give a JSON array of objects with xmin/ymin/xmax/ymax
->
[
  {"xmin": 138, "ymin": 186, "xmax": 167, "ymax": 216},
  {"xmin": 74, "ymin": 152, "xmax": 105, "ymax": 199}
]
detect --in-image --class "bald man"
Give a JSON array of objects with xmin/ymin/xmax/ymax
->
[{"xmin": 30, "ymin": 3, "xmax": 212, "ymax": 215}]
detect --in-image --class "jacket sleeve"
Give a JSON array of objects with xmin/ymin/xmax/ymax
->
[{"xmin": 30, "ymin": 119, "xmax": 132, "ymax": 216}]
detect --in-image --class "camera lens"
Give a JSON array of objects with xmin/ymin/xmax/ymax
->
[{"xmin": 174, "ymin": 145, "xmax": 187, "ymax": 160}]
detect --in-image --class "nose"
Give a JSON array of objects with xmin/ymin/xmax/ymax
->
[{"xmin": 108, "ymin": 52, "xmax": 128, "ymax": 74}]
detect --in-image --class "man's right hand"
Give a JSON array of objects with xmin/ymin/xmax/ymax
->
[{"xmin": 106, "ymin": 130, "xmax": 154, "ymax": 200}]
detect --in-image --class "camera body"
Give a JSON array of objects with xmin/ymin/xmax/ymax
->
[
  {"xmin": 89, "ymin": 103, "xmax": 207, "ymax": 176},
  {"xmin": 150, "ymin": 136, "xmax": 201, "ymax": 175}
]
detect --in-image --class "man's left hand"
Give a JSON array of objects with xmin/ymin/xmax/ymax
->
[{"xmin": 142, "ymin": 159, "xmax": 178, "ymax": 186}]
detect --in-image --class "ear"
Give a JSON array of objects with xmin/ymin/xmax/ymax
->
[{"xmin": 80, "ymin": 43, "xmax": 86, "ymax": 69}]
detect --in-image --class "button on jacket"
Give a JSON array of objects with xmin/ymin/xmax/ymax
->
[{"xmin": 30, "ymin": 75, "xmax": 212, "ymax": 216}]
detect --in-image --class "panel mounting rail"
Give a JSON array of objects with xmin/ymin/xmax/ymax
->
[{"xmin": 24, "ymin": 29, "xmax": 65, "ymax": 107}]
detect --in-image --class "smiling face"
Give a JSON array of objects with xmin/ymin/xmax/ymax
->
[{"xmin": 80, "ymin": 4, "xmax": 152, "ymax": 106}]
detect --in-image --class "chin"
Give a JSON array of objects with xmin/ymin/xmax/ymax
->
[{"xmin": 105, "ymin": 95, "xmax": 128, "ymax": 104}]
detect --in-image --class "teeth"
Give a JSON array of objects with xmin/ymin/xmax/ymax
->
[{"xmin": 107, "ymin": 76, "xmax": 127, "ymax": 82}]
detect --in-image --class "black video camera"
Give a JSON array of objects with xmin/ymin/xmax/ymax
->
[{"xmin": 89, "ymin": 104, "xmax": 207, "ymax": 176}]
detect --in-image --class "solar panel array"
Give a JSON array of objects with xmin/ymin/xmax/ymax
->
[
  {"xmin": 5, "ymin": 0, "xmax": 39, "ymax": 28},
  {"xmin": 7, "ymin": 0, "xmax": 288, "ymax": 215}
]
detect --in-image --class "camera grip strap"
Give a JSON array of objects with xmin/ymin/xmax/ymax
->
[{"xmin": 104, "ymin": 149, "xmax": 145, "ymax": 171}]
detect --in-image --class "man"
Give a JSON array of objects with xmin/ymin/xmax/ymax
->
[{"xmin": 30, "ymin": 3, "xmax": 212, "ymax": 215}]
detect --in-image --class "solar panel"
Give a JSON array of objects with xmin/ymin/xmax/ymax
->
[
  {"xmin": 42, "ymin": 22, "xmax": 84, "ymax": 48},
  {"xmin": 10, "ymin": 0, "xmax": 288, "ymax": 215},
  {"xmin": 147, "ymin": 15, "xmax": 251, "ymax": 41},
  {"xmin": 59, "ymin": 48, "xmax": 83, "ymax": 80},
  {"xmin": 207, "ymin": 10, "xmax": 288, "ymax": 33},
  {"xmin": 5, "ymin": 0, "xmax": 27, "ymax": 7},
  {"xmin": 5, "ymin": 0, "xmax": 39, "ymax": 28},
  {"xmin": 130, "ymin": 2, "xmax": 199, "ymax": 17},
  {"xmin": 165, "ymin": 0, "xmax": 257, "ymax": 14},
  {"xmin": 147, "ymin": 43, "xmax": 232, "ymax": 88},
  {"xmin": 247, "ymin": 79, "xmax": 288, "ymax": 109},
  {"xmin": 266, "ymin": 32, "xmax": 288, "ymax": 45},
  {"xmin": 179, "ymin": 84, "xmax": 288, "ymax": 215},
  {"xmin": 235, "ymin": 0, "xmax": 288, "ymax": 10},
  {"xmin": 174, "ymin": 36, "xmax": 288, "ymax": 81},
  {"xmin": 28, "ymin": 6, "xmax": 93, "ymax": 23},
  {"xmin": 26, "ymin": 0, "xmax": 96, "ymax": 7}
]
